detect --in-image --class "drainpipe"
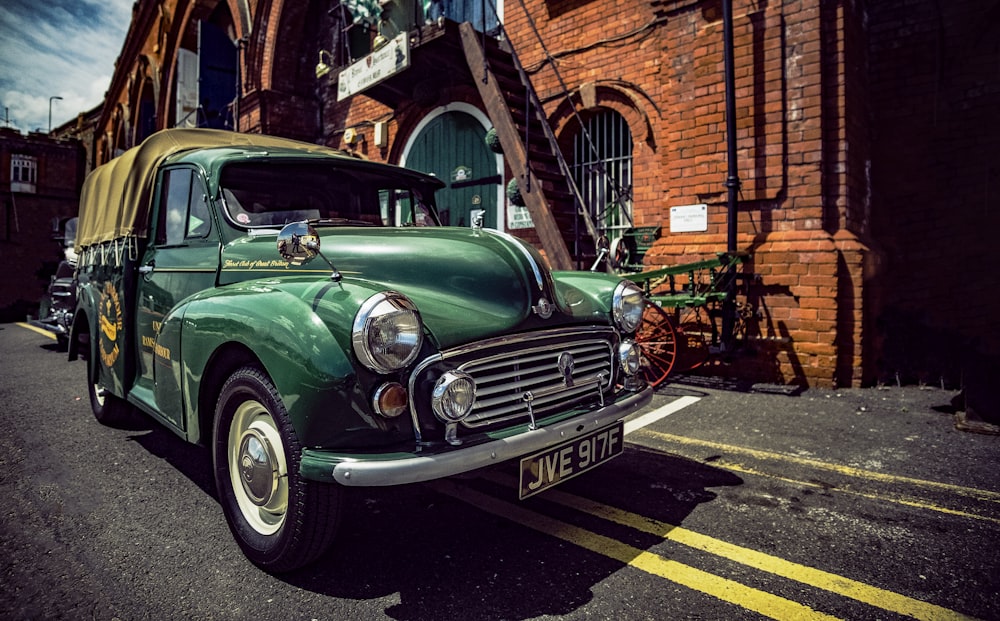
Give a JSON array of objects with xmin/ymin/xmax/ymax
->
[{"xmin": 721, "ymin": 0, "xmax": 741, "ymax": 350}]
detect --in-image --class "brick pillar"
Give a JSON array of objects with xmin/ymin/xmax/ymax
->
[{"xmin": 749, "ymin": 231, "xmax": 837, "ymax": 387}]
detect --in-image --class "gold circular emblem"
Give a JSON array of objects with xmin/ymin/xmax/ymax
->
[{"xmin": 98, "ymin": 281, "xmax": 123, "ymax": 367}]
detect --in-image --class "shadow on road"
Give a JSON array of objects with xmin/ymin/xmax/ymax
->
[
  {"xmin": 125, "ymin": 421, "xmax": 216, "ymax": 499},
  {"xmin": 275, "ymin": 446, "xmax": 743, "ymax": 620}
]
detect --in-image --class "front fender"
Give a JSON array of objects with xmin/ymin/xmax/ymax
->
[
  {"xmin": 176, "ymin": 281, "xmax": 379, "ymax": 447},
  {"xmin": 550, "ymin": 271, "xmax": 621, "ymax": 323}
]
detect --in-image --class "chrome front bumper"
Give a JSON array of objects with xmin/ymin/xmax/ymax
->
[{"xmin": 301, "ymin": 386, "xmax": 652, "ymax": 486}]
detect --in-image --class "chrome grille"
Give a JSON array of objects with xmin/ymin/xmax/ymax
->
[{"xmin": 443, "ymin": 329, "xmax": 617, "ymax": 428}]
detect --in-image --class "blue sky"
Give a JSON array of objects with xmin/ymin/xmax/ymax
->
[{"xmin": 0, "ymin": 0, "xmax": 132, "ymax": 133}]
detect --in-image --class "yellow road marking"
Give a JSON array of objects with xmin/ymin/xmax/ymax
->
[
  {"xmin": 428, "ymin": 479, "xmax": 840, "ymax": 621},
  {"xmin": 716, "ymin": 460, "xmax": 1000, "ymax": 526},
  {"xmin": 641, "ymin": 430, "xmax": 1000, "ymax": 504},
  {"xmin": 16, "ymin": 322, "xmax": 56, "ymax": 340},
  {"xmin": 476, "ymin": 472, "xmax": 976, "ymax": 621}
]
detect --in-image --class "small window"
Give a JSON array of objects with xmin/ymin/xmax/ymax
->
[
  {"xmin": 158, "ymin": 168, "xmax": 211, "ymax": 245},
  {"xmin": 11, "ymin": 154, "xmax": 38, "ymax": 194}
]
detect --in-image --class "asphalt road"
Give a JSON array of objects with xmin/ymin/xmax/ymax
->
[{"xmin": 2, "ymin": 322, "xmax": 998, "ymax": 620}]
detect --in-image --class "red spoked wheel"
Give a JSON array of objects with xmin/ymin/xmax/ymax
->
[
  {"xmin": 635, "ymin": 301, "xmax": 678, "ymax": 388},
  {"xmin": 674, "ymin": 307, "xmax": 712, "ymax": 372}
]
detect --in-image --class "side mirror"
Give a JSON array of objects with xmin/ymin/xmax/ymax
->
[
  {"xmin": 276, "ymin": 221, "xmax": 320, "ymax": 266},
  {"xmin": 276, "ymin": 221, "xmax": 342, "ymax": 281}
]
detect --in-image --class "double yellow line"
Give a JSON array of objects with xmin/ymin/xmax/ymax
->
[
  {"xmin": 643, "ymin": 430, "xmax": 1000, "ymax": 526},
  {"xmin": 428, "ymin": 474, "xmax": 976, "ymax": 620}
]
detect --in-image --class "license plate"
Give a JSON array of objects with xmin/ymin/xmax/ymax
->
[{"xmin": 518, "ymin": 421, "xmax": 624, "ymax": 499}]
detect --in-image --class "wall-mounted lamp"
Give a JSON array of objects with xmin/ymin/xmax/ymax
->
[
  {"xmin": 372, "ymin": 18, "xmax": 400, "ymax": 51},
  {"xmin": 315, "ymin": 50, "xmax": 334, "ymax": 79}
]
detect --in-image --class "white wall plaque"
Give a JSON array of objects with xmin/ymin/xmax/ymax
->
[{"xmin": 670, "ymin": 204, "xmax": 708, "ymax": 233}]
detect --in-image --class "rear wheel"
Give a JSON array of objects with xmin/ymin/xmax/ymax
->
[
  {"xmin": 85, "ymin": 338, "xmax": 134, "ymax": 426},
  {"xmin": 213, "ymin": 366, "xmax": 341, "ymax": 573}
]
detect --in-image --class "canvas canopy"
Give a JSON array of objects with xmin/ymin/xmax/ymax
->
[{"xmin": 75, "ymin": 129, "xmax": 347, "ymax": 251}]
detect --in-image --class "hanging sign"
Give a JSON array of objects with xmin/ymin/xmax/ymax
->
[{"xmin": 337, "ymin": 33, "xmax": 410, "ymax": 101}]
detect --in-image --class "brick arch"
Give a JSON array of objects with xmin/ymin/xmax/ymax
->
[
  {"xmin": 227, "ymin": 0, "xmax": 252, "ymax": 40},
  {"xmin": 550, "ymin": 81, "xmax": 655, "ymax": 149},
  {"xmin": 165, "ymin": 0, "xmax": 241, "ymax": 119},
  {"xmin": 111, "ymin": 103, "xmax": 131, "ymax": 157},
  {"xmin": 255, "ymin": 0, "xmax": 322, "ymax": 95},
  {"xmin": 550, "ymin": 82, "xmax": 661, "ymax": 230},
  {"xmin": 130, "ymin": 57, "xmax": 159, "ymax": 145},
  {"xmin": 155, "ymin": 0, "xmax": 190, "ymax": 133}
]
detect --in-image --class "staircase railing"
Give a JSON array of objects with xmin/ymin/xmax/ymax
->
[{"xmin": 473, "ymin": 0, "xmax": 622, "ymax": 268}]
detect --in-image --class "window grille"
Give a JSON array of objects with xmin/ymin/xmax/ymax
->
[{"xmin": 570, "ymin": 110, "xmax": 633, "ymax": 240}]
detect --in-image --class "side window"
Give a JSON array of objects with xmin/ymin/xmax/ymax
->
[
  {"xmin": 158, "ymin": 168, "xmax": 211, "ymax": 245},
  {"xmin": 187, "ymin": 182, "xmax": 211, "ymax": 238}
]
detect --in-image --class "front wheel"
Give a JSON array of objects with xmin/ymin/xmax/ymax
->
[{"xmin": 213, "ymin": 366, "xmax": 341, "ymax": 572}]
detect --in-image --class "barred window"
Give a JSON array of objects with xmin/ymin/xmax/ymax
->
[{"xmin": 570, "ymin": 110, "xmax": 633, "ymax": 239}]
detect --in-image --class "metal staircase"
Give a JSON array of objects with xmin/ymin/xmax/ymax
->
[{"xmin": 458, "ymin": 22, "xmax": 600, "ymax": 271}]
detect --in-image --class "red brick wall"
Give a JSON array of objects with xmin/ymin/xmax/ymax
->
[{"xmin": 507, "ymin": 0, "xmax": 875, "ymax": 387}]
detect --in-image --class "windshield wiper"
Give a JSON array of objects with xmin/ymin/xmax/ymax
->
[{"xmin": 309, "ymin": 218, "xmax": 378, "ymax": 227}]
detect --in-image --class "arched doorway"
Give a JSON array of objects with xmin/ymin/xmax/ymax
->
[
  {"xmin": 173, "ymin": 6, "xmax": 237, "ymax": 129},
  {"xmin": 402, "ymin": 105, "xmax": 501, "ymax": 229}
]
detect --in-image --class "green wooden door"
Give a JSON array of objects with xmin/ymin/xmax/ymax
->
[{"xmin": 406, "ymin": 111, "xmax": 499, "ymax": 228}]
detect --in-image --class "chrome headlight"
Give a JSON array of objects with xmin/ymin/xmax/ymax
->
[
  {"xmin": 352, "ymin": 291, "xmax": 423, "ymax": 373},
  {"xmin": 431, "ymin": 371, "xmax": 476, "ymax": 422},
  {"xmin": 612, "ymin": 281, "xmax": 645, "ymax": 334}
]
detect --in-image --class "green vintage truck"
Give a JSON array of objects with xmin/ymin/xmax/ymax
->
[{"xmin": 70, "ymin": 128, "xmax": 651, "ymax": 571}]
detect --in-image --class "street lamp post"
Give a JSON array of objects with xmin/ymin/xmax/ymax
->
[{"xmin": 48, "ymin": 96, "xmax": 63, "ymax": 133}]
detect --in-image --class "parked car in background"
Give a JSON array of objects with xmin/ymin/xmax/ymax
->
[{"xmin": 32, "ymin": 216, "xmax": 78, "ymax": 350}]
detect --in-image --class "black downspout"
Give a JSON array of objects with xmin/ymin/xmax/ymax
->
[{"xmin": 721, "ymin": 0, "xmax": 741, "ymax": 351}]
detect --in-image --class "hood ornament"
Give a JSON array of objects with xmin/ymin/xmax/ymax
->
[{"xmin": 532, "ymin": 297, "xmax": 554, "ymax": 319}]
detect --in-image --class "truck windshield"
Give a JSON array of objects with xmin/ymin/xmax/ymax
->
[{"xmin": 218, "ymin": 162, "xmax": 439, "ymax": 229}]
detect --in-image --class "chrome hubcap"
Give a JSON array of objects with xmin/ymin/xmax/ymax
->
[{"xmin": 238, "ymin": 430, "xmax": 276, "ymax": 506}]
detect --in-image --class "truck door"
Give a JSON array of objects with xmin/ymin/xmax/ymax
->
[{"xmin": 134, "ymin": 166, "xmax": 219, "ymax": 430}]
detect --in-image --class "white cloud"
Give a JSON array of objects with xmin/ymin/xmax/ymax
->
[{"xmin": 0, "ymin": 0, "xmax": 133, "ymax": 133}]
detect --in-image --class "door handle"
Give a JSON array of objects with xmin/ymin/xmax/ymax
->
[{"xmin": 138, "ymin": 263, "xmax": 154, "ymax": 275}]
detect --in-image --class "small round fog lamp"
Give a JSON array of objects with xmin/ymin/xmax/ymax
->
[
  {"xmin": 619, "ymin": 341, "xmax": 642, "ymax": 376},
  {"xmin": 431, "ymin": 371, "xmax": 476, "ymax": 422}
]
